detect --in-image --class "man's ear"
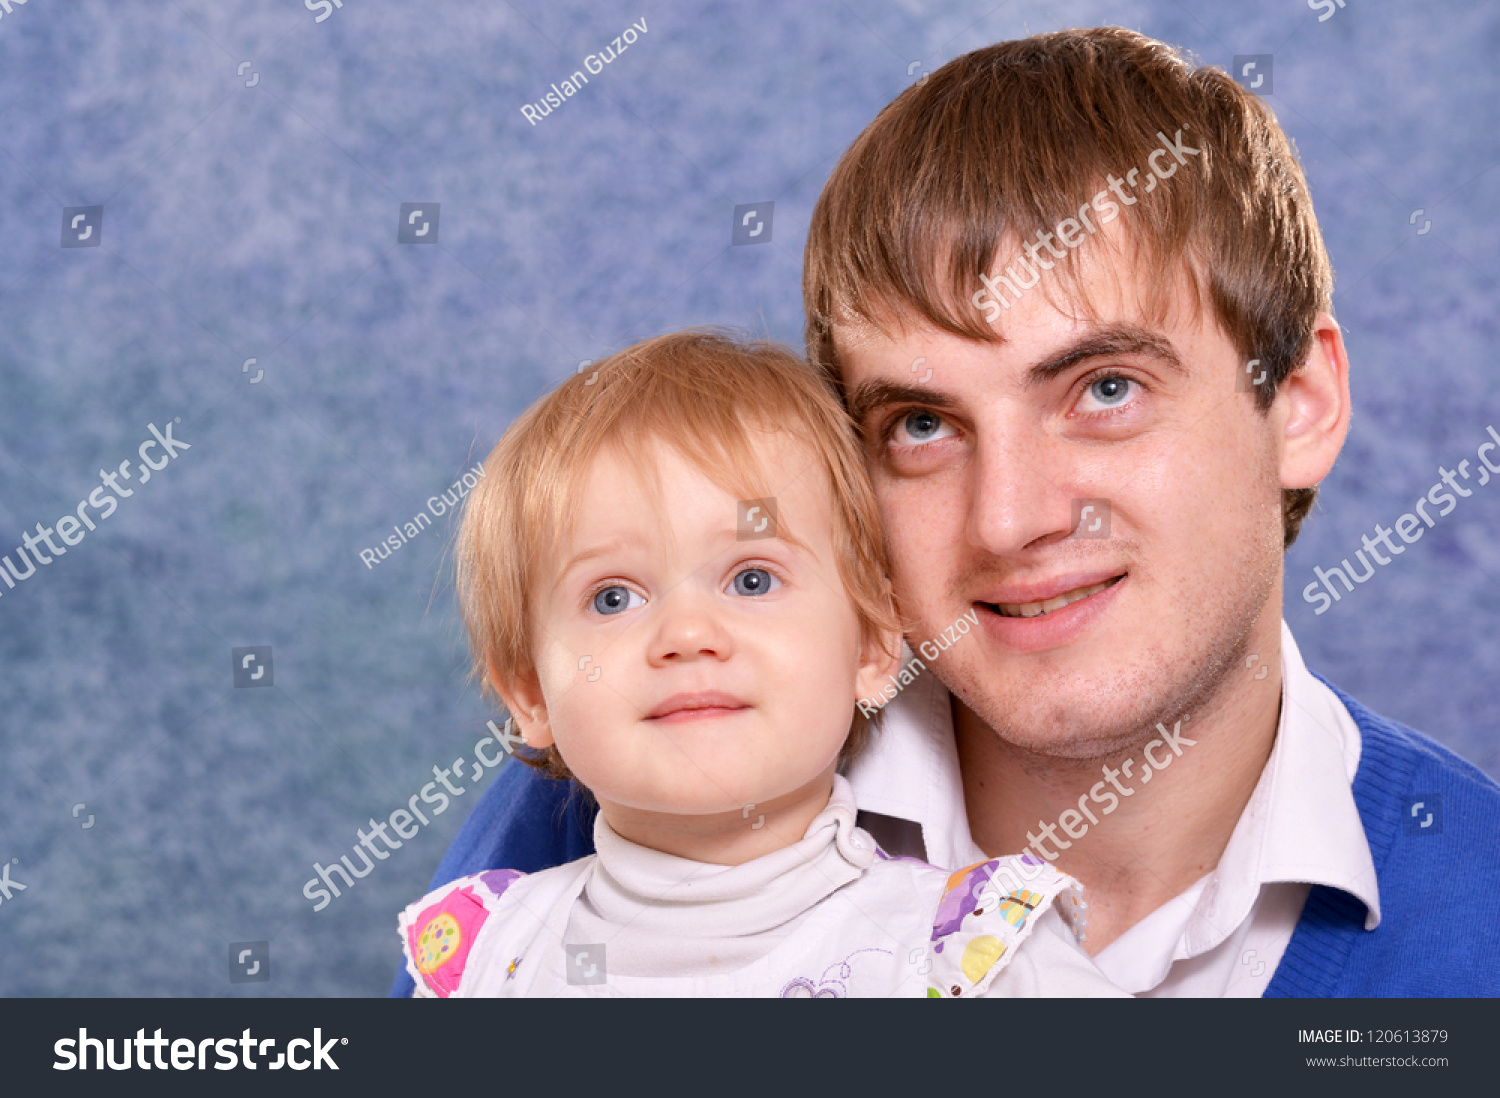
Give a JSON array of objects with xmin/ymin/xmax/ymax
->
[
  {"xmin": 1279, "ymin": 311, "xmax": 1352, "ymax": 490},
  {"xmin": 852, "ymin": 625, "xmax": 905, "ymax": 705},
  {"xmin": 488, "ymin": 658, "xmax": 554, "ymax": 750}
]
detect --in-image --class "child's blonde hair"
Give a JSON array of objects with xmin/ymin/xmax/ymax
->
[{"xmin": 457, "ymin": 328, "xmax": 903, "ymax": 781}]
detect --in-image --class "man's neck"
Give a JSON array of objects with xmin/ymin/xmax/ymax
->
[{"xmin": 955, "ymin": 654, "xmax": 1283, "ymax": 955}]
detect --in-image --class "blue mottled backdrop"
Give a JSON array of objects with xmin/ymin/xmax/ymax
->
[{"xmin": 0, "ymin": 0, "xmax": 1495, "ymax": 996}]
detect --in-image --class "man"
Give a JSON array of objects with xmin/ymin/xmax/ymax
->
[{"xmin": 394, "ymin": 26, "xmax": 1500, "ymax": 997}]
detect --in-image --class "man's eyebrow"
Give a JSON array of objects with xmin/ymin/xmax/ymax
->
[
  {"xmin": 1026, "ymin": 325, "xmax": 1184, "ymax": 385},
  {"xmin": 844, "ymin": 325, "xmax": 1183, "ymax": 423},
  {"xmin": 844, "ymin": 380, "xmax": 960, "ymax": 426}
]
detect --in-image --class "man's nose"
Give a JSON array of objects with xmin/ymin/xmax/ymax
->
[{"xmin": 966, "ymin": 427, "xmax": 1081, "ymax": 555}]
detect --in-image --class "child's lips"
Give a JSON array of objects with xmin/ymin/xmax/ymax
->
[
  {"xmin": 647, "ymin": 707, "xmax": 750, "ymax": 724},
  {"xmin": 644, "ymin": 691, "xmax": 751, "ymax": 722}
]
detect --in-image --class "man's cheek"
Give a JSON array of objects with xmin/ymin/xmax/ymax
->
[
  {"xmin": 882, "ymin": 492, "xmax": 953, "ymax": 565},
  {"xmin": 888, "ymin": 545, "xmax": 942, "ymax": 614}
]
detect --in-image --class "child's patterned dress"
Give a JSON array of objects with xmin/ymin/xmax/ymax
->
[{"xmin": 398, "ymin": 776, "xmax": 1123, "ymax": 998}]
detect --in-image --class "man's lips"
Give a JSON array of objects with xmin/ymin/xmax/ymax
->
[
  {"xmin": 976, "ymin": 570, "xmax": 1126, "ymax": 619},
  {"xmin": 971, "ymin": 570, "xmax": 1126, "ymax": 653},
  {"xmin": 644, "ymin": 691, "xmax": 751, "ymax": 723}
]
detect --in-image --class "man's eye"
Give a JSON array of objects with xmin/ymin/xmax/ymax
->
[
  {"xmin": 728, "ymin": 567, "xmax": 781, "ymax": 597},
  {"xmin": 892, "ymin": 409, "xmax": 955, "ymax": 446},
  {"xmin": 591, "ymin": 585, "xmax": 644, "ymax": 615},
  {"xmin": 1080, "ymin": 375, "xmax": 1136, "ymax": 410}
]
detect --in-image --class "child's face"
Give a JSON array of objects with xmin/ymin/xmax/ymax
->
[{"xmin": 510, "ymin": 430, "xmax": 896, "ymax": 820}]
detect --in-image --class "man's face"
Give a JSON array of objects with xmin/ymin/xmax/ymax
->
[{"xmin": 834, "ymin": 257, "xmax": 1287, "ymax": 759}]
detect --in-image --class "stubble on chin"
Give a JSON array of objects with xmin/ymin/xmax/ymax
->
[
  {"xmin": 934, "ymin": 561, "xmax": 1278, "ymax": 764},
  {"xmin": 943, "ymin": 636, "xmax": 1228, "ymax": 763}
]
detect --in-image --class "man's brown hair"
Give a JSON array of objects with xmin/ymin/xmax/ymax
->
[
  {"xmin": 457, "ymin": 329, "xmax": 902, "ymax": 782},
  {"xmin": 804, "ymin": 26, "xmax": 1331, "ymax": 547}
]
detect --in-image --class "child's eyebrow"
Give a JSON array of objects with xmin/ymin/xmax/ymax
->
[
  {"xmin": 559, "ymin": 524, "xmax": 819, "ymax": 581},
  {"xmin": 558, "ymin": 537, "xmax": 636, "ymax": 579}
]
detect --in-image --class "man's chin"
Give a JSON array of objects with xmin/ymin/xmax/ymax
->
[{"xmin": 940, "ymin": 648, "xmax": 1209, "ymax": 761}]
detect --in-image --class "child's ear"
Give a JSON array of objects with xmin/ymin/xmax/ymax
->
[
  {"xmin": 853, "ymin": 626, "xmax": 904, "ymax": 703},
  {"xmin": 488, "ymin": 659, "xmax": 554, "ymax": 750}
]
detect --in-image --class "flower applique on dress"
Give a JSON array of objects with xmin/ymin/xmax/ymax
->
[
  {"xmin": 922, "ymin": 853, "xmax": 1080, "ymax": 998},
  {"xmin": 400, "ymin": 868, "xmax": 526, "ymax": 998}
]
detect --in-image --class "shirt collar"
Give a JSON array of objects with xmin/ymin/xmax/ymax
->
[
  {"xmin": 844, "ymin": 642, "xmax": 983, "ymax": 871},
  {"xmin": 844, "ymin": 621, "xmax": 1382, "ymax": 939},
  {"xmin": 1224, "ymin": 620, "xmax": 1381, "ymax": 933}
]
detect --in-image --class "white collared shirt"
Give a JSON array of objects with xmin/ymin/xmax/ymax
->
[{"xmin": 843, "ymin": 620, "xmax": 1382, "ymax": 997}]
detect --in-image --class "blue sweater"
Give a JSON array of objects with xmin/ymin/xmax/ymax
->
[{"xmin": 391, "ymin": 680, "xmax": 1500, "ymax": 997}]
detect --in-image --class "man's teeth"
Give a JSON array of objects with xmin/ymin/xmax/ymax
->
[{"xmin": 993, "ymin": 578, "xmax": 1119, "ymax": 618}]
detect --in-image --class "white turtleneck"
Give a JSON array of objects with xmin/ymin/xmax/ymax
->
[{"xmin": 565, "ymin": 774, "xmax": 877, "ymax": 977}]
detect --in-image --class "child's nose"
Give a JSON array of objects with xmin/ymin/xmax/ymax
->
[{"xmin": 647, "ymin": 589, "xmax": 733, "ymax": 665}]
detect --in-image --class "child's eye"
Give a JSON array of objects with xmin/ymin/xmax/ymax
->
[
  {"xmin": 728, "ymin": 567, "xmax": 781, "ymax": 597},
  {"xmin": 590, "ymin": 585, "xmax": 644, "ymax": 615}
]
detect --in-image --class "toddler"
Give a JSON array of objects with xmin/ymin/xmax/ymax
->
[{"xmin": 399, "ymin": 330, "xmax": 1124, "ymax": 998}]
